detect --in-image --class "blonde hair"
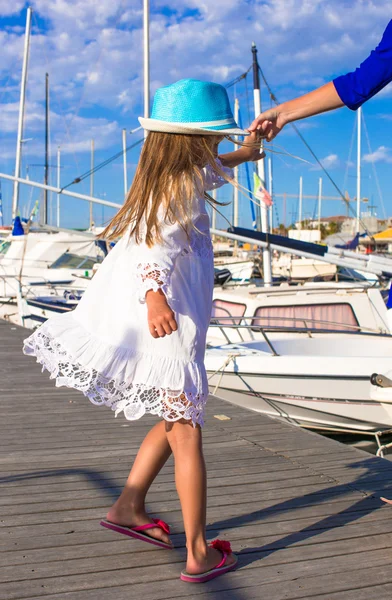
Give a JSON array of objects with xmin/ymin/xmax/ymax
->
[{"xmin": 101, "ymin": 132, "xmax": 230, "ymax": 246}]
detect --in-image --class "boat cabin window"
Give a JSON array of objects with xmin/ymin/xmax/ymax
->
[
  {"xmin": 49, "ymin": 253, "xmax": 101, "ymax": 270},
  {"xmin": 0, "ymin": 241, "xmax": 11, "ymax": 255},
  {"xmin": 211, "ymin": 299, "xmax": 247, "ymax": 325},
  {"xmin": 252, "ymin": 303, "xmax": 359, "ymax": 331}
]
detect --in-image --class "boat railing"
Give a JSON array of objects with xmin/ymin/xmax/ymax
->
[
  {"xmin": 209, "ymin": 309, "xmax": 388, "ymax": 352},
  {"xmin": 0, "ymin": 270, "xmax": 89, "ymax": 296}
]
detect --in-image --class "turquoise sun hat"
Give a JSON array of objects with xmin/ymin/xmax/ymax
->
[{"xmin": 138, "ymin": 79, "xmax": 249, "ymax": 136}]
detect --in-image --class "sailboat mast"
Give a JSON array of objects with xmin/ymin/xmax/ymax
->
[
  {"xmin": 90, "ymin": 139, "xmax": 94, "ymax": 229},
  {"xmin": 251, "ymin": 42, "xmax": 263, "ymax": 231},
  {"xmin": 143, "ymin": 0, "xmax": 150, "ymax": 138},
  {"xmin": 356, "ymin": 107, "xmax": 362, "ymax": 234},
  {"xmin": 12, "ymin": 7, "xmax": 32, "ymax": 221},
  {"xmin": 56, "ymin": 146, "xmax": 61, "ymax": 227},
  {"xmin": 298, "ymin": 176, "xmax": 303, "ymax": 230},
  {"xmin": 43, "ymin": 72, "xmax": 49, "ymax": 225},
  {"xmin": 268, "ymin": 157, "xmax": 273, "ymax": 231},
  {"xmin": 122, "ymin": 129, "xmax": 128, "ymax": 195},
  {"xmin": 251, "ymin": 41, "xmax": 272, "ymax": 286},
  {"xmin": 318, "ymin": 177, "xmax": 323, "ymax": 232},
  {"xmin": 0, "ymin": 181, "xmax": 3, "ymax": 227},
  {"xmin": 233, "ymin": 97, "xmax": 239, "ymax": 229}
]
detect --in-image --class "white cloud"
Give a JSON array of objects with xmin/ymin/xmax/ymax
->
[
  {"xmin": 363, "ymin": 146, "xmax": 392, "ymax": 164},
  {"xmin": 377, "ymin": 82, "xmax": 392, "ymax": 98},
  {"xmin": 310, "ymin": 153, "xmax": 340, "ymax": 171},
  {"xmin": 33, "ymin": 0, "xmax": 124, "ymax": 30},
  {"xmin": 0, "ymin": 100, "xmax": 122, "ymax": 160},
  {"xmin": 0, "ymin": 1, "xmax": 24, "ymax": 16}
]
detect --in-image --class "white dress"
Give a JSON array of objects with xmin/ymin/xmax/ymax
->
[{"xmin": 23, "ymin": 161, "xmax": 232, "ymax": 427}]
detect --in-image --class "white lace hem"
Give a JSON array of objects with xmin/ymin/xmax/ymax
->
[{"xmin": 23, "ymin": 329, "xmax": 207, "ymax": 426}]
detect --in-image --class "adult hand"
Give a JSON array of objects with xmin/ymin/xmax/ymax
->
[
  {"xmin": 249, "ymin": 107, "xmax": 285, "ymax": 141},
  {"xmin": 146, "ymin": 289, "xmax": 178, "ymax": 338}
]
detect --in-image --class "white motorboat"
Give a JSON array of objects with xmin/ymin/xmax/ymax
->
[
  {"xmin": 272, "ymin": 254, "xmax": 337, "ymax": 280},
  {"xmin": 0, "ymin": 229, "xmax": 104, "ymax": 326},
  {"xmin": 213, "ymin": 242, "xmax": 255, "ymax": 282},
  {"xmin": 214, "ymin": 258, "xmax": 254, "ymax": 281},
  {"xmin": 206, "ymin": 281, "xmax": 392, "ymax": 433}
]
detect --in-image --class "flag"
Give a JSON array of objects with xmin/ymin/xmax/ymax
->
[{"xmin": 253, "ymin": 172, "xmax": 273, "ymax": 207}]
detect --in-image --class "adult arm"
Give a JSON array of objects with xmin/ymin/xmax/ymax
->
[
  {"xmin": 249, "ymin": 82, "xmax": 343, "ymax": 141},
  {"xmin": 333, "ymin": 19, "xmax": 392, "ymax": 110},
  {"xmin": 250, "ymin": 19, "xmax": 392, "ymax": 140}
]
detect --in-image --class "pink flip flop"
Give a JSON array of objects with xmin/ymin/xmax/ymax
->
[
  {"xmin": 100, "ymin": 518, "xmax": 173, "ymax": 549},
  {"xmin": 180, "ymin": 539, "xmax": 238, "ymax": 583}
]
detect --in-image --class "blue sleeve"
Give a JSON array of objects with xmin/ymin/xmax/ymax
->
[{"xmin": 333, "ymin": 20, "xmax": 392, "ymax": 110}]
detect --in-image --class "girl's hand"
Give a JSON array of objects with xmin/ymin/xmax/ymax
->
[
  {"xmin": 238, "ymin": 130, "xmax": 265, "ymax": 162},
  {"xmin": 146, "ymin": 289, "xmax": 178, "ymax": 338},
  {"xmin": 219, "ymin": 131, "xmax": 265, "ymax": 168},
  {"xmin": 241, "ymin": 130, "xmax": 265, "ymax": 162}
]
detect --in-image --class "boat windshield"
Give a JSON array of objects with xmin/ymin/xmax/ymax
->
[
  {"xmin": 0, "ymin": 241, "xmax": 11, "ymax": 255},
  {"xmin": 252, "ymin": 303, "xmax": 359, "ymax": 331},
  {"xmin": 49, "ymin": 252, "xmax": 101, "ymax": 270}
]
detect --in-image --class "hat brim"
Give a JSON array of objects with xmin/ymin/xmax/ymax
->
[{"xmin": 138, "ymin": 117, "xmax": 249, "ymax": 136}]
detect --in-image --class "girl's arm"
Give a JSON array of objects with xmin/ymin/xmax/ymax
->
[
  {"xmin": 219, "ymin": 131, "xmax": 265, "ymax": 168},
  {"xmin": 131, "ymin": 220, "xmax": 188, "ymax": 338}
]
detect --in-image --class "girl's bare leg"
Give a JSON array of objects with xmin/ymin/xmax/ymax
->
[
  {"xmin": 165, "ymin": 419, "xmax": 236, "ymax": 573},
  {"xmin": 106, "ymin": 420, "xmax": 172, "ymax": 545}
]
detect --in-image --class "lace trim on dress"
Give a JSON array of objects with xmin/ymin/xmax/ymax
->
[
  {"xmin": 23, "ymin": 330, "xmax": 207, "ymax": 426},
  {"xmin": 189, "ymin": 229, "xmax": 213, "ymax": 259},
  {"xmin": 203, "ymin": 159, "xmax": 234, "ymax": 191},
  {"xmin": 136, "ymin": 262, "xmax": 170, "ymax": 303}
]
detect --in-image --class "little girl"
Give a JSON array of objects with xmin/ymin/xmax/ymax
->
[{"xmin": 23, "ymin": 79, "xmax": 262, "ymax": 583}]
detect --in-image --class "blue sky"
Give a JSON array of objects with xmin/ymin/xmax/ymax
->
[{"xmin": 0, "ymin": 0, "xmax": 391, "ymax": 230}]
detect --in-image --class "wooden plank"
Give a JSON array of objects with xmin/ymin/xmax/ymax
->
[
  {"xmin": 1, "ymin": 487, "xmax": 376, "ymax": 521},
  {"xmin": 0, "ymin": 455, "xmax": 296, "ymax": 481},
  {"xmin": 0, "ymin": 450, "xmax": 289, "ymax": 473},
  {"xmin": 2, "ymin": 513, "xmax": 392, "ymax": 569},
  {"xmin": 14, "ymin": 576, "xmax": 392, "ymax": 600},
  {"xmin": 1, "ymin": 502, "xmax": 388, "ymax": 546},
  {"xmin": 304, "ymin": 585, "xmax": 392, "ymax": 600},
  {"xmin": 1, "ymin": 467, "xmax": 330, "ymax": 494},
  {"xmin": 2, "ymin": 546, "xmax": 392, "ymax": 600},
  {"xmin": 0, "ymin": 480, "xmax": 362, "ymax": 510},
  {"xmin": 2, "ymin": 529, "xmax": 392, "ymax": 586},
  {"xmin": 3, "ymin": 494, "xmax": 381, "ymax": 529},
  {"xmin": 2, "ymin": 515, "xmax": 392, "ymax": 574},
  {"xmin": 0, "ymin": 474, "xmax": 336, "ymax": 502}
]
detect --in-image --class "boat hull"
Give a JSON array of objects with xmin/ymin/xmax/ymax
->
[
  {"xmin": 208, "ymin": 375, "xmax": 392, "ymax": 433},
  {"xmin": 206, "ymin": 336, "xmax": 392, "ymax": 433}
]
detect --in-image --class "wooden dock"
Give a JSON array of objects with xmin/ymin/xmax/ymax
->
[{"xmin": 2, "ymin": 319, "xmax": 392, "ymax": 600}]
